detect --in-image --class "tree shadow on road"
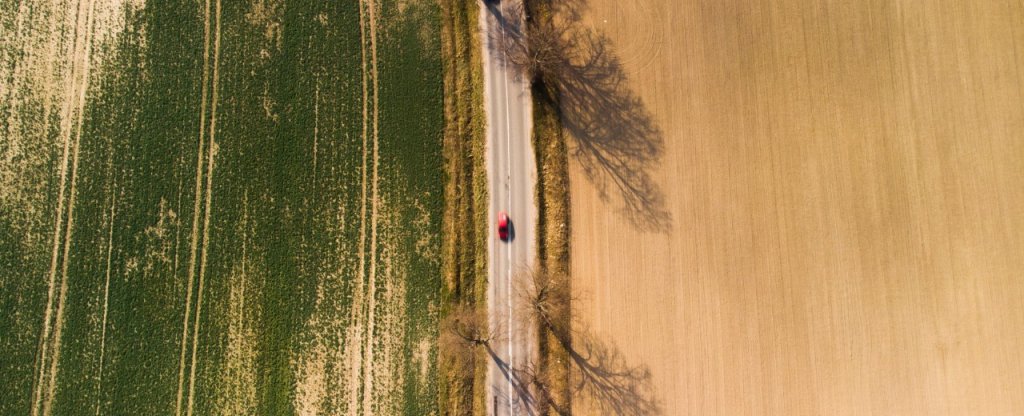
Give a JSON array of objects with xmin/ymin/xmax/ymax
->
[
  {"xmin": 511, "ymin": 269, "xmax": 662, "ymax": 415},
  {"xmin": 514, "ymin": 324, "xmax": 662, "ymax": 416},
  {"xmin": 485, "ymin": 328, "xmax": 660, "ymax": 416},
  {"xmin": 486, "ymin": 344, "xmax": 539, "ymax": 415},
  {"xmin": 488, "ymin": 0, "xmax": 671, "ymax": 232}
]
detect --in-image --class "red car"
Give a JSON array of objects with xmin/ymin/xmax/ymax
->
[{"xmin": 497, "ymin": 211, "xmax": 510, "ymax": 241}]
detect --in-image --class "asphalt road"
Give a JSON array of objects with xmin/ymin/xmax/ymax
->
[{"xmin": 479, "ymin": 1, "xmax": 537, "ymax": 415}]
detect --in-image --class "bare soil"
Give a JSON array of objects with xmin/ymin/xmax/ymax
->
[{"xmin": 568, "ymin": 0, "xmax": 1024, "ymax": 414}]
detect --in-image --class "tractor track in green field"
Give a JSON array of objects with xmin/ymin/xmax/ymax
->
[
  {"xmin": 352, "ymin": 0, "xmax": 384, "ymax": 413},
  {"xmin": 363, "ymin": 0, "xmax": 382, "ymax": 413},
  {"xmin": 5, "ymin": 2, "xmax": 444, "ymax": 414},
  {"xmin": 94, "ymin": 184, "xmax": 116, "ymax": 416},
  {"xmin": 352, "ymin": 0, "xmax": 370, "ymax": 409},
  {"xmin": 185, "ymin": 0, "xmax": 221, "ymax": 412},
  {"xmin": 174, "ymin": 0, "xmax": 223, "ymax": 415},
  {"xmin": 32, "ymin": 1, "xmax": 97, "ymax": 414},
  {"xmin": 173, "ymin": 0, "xmax": 211, "ymax": 411}
]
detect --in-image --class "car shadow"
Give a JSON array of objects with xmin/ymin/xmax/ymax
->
[{"xmin": 488, "ymin": 0, "xmax": 672, "ymax": 233}]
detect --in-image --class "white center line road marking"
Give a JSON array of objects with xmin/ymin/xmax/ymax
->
[
  {"xmin": 499, "ymin": 10, "xmax": 516, "ymax": 414},
  {"xmin": 482, "ymin": 0, "xmax": 536, "ymax": 414}
]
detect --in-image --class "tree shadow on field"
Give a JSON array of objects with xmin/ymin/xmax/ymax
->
[
  {"xmin": 488, "ymin": 0, "xmax": 671, "ymax": 232},
  {"xmin": 486, "ymin": 326, "xmax": 661, "ymax": 416},
  {"xmin": 511, "ymin": 270, "xmax": 662, "ymax": 415},
  {"xmin": 522, "ymin": 324, "xmax": 662, "ymax": 415},
  {"xmin": 564, "ymin": 326, "xmax": 661, "ymax": 415}
]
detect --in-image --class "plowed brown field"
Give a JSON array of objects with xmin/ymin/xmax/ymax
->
[{"xmin": 568, "ymin": 0, "xmax": 1024, "ymax": 414}]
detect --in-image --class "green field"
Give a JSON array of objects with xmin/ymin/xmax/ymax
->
[{"xmin": 1, "ymin": 0, "xmax": 443, "ymax": 414}]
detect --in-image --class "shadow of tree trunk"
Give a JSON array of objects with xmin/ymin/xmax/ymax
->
[
  {"xmin": 512, "ymin": 258, "xmax": 661, "ymax": 415},
  {"xmin": 559, "ymin": 328, "xmax": 661, "ymax": 415},
  {"xmin": 488, "ymin": 0, "xmax": 671, "ymax": 232},
  {"xmin": 515, "ymin": 319, "xmax": 662, "ymax": 415},
  {"xmin": 485, "ymin": 343, "xmax": 539, "ymax": 416}
]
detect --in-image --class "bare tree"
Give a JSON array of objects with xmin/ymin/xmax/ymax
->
[
  {"xmin": 511, "ymin": 268, "xmax": 573, "ymax": 414},
  {"xmin": 489, "ymin": 2, "xmax": 567, "ymax": 83},
  {"xmin": 505, "ymin": 356, "xmax": 572, "ymax": 416},
  {"xmin": 488, "ymin": 0, "xmax": 671, "ymax": 231},
  {"xmin": 513, "ymin": 267, "xmax": 660, "ymax": 415},
  {"xmin": 442, "ymin": 303, "xmax": 498, "ymax": 347},
  {"xmin": 515, "ymin": 267, "xmax": 571, "ymax": 336},
  {"xmin": 440, "ymin": 303, "xmax": 500, "ymax": 376}
]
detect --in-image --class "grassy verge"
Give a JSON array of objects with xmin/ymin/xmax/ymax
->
[
  {"xmin": 438, "ymin": 0, "xmax": 489, "ymax": 415},
  {"xmin": 531, "ymin": 79, "xmax": 572, "ymax": 416},
  {"xmin": 437, "ymin": 1, "xmax": 571, "ymax": 414},
  {"xmin": 525, "ymin": 1, "xmax": 573, "ymax": 414}
]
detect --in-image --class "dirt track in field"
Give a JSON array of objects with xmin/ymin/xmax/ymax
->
[
  {"xmin": 4, "ymin": 1, "xmax": 440, "ymax": 414},
  {"xmin": 32, "ymin": 1, "xmax": 98, "ymax": 414},
  {"xmin": 567, "ymin": 0, "xmax": 1024, "ymax": 414}
]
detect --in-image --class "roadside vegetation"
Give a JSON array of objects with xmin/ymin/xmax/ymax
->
[
  {"xmin": 437, "ymin": 1, "xmax": 574, "ymax": 414},
  {"xmin": 485, "ymin": 0, "xmax": 662, "ymax": 414},
  {"xmin": 438, "ymin": 0, "xmax": 490, "ymax": 415},
  {"xmin": 526, "ymin": 37, "xmax": 573, "ymax": 413},
  {"xmin": 498, "ymin": 0, "xmax": 668, "ymax": 231},
  {"xmin": 522, "ymin": 1, "xmax": 575, "ymax": 414}
]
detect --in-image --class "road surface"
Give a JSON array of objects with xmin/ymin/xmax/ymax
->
[{"xmin": 479, "ymin": 0, "xmax": 537, "ymax": 415}]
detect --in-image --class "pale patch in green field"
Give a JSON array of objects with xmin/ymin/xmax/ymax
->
[{"xmin": 1, "ymin": 1, "xmax": 443, "ymax": 415}]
